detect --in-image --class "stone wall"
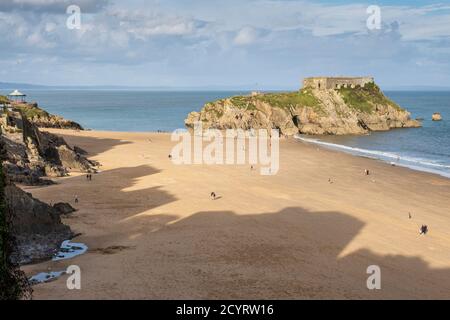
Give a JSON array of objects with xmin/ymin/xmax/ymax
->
[{"xmin": 303, "ymin": 77, "xmax": 374, "ymax": 90}]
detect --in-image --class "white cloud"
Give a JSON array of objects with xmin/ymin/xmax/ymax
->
[
  {"xmin": 234, "ymin": 27, "xmax": 259, "ymax": 45},
  {"xmin": 0, "ymin": 0, "xmax": 449, "ymax": 87},
  {"xmin": 0, "ymin": 0, "xmax": 110, "ymax": 13}
]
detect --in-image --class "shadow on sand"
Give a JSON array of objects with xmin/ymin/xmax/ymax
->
[
  {"xmin": 44, "ymin": 131, "xmax": 133, "ymax": 158},
  {"xmin": 119, "ymin": 207, "xmax": 450, "ymax": 299},
  {"xmin": 30, "ymin": 133, "xmax": 450, "ymax": 300}
]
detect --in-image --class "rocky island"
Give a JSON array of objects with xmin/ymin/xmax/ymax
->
[
  {"xmin": 185, "ymin": 77, "xmax": 421, "ymax": 136},
  {"xmin": 432, "ymin": 113, "xmax": 443, "ymax": 121}
]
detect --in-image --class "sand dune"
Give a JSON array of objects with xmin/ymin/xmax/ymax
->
[{"xmin": 22, "ymin": 129, "xmax": 450, "ymax": 299}]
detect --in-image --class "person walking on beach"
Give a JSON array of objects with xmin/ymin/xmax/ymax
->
[
  {"xmin": 211, "ymin": 192, "xmax": 217, "ymax": 200},
  {"xmin": 420, "ymin": 225, "xmax": 429, "ymax": 235}
]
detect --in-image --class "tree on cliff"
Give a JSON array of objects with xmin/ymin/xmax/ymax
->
[{"xmin": 0, "ymin": 134, "xmax": 32, "ymax": 300}]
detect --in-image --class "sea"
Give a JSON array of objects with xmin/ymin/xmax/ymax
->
[{"xmin": 6, "ymin": 89, "xmax": 450, "ymax": 179}]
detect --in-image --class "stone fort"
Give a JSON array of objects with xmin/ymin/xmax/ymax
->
[{"xmin": 303, "ymin": 77, "xmax": 374, "ymax": 90}]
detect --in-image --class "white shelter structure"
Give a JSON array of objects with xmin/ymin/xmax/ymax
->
[{"xmin": 7, "ymin": 90, "xmax": 26, "ymax": 103}]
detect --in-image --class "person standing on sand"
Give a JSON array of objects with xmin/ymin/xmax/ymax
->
[
  {"xmin": 420, "ymin": 225, "xmax": 429, "ymax": 235},
  {"xmin": 211, "ymin": 192, "xmax": 217, "ymax": 200}
]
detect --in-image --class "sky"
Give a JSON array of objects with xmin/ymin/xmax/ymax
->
[{"xmin": 0, "ymin": 0, "xmax": 449, "ymax": 89}]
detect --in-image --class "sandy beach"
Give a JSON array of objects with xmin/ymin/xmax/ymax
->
[{"xmin": 21, "ymin": 129, "xmax": 450, "ymax": 300}]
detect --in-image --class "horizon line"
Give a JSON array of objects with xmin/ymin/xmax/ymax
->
[{"xmin": 1, "ymin": 81, "xmax": 450, "ymax": 92}]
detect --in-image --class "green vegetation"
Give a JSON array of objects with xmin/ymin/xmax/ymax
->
[
  {"xmin": 204, "ymin": 103, "xmax": 225, "ymax": 118},
  {"xmin": 0, "ymin": 96, "xmax": 9, "ymax": 105},
  {"xmin": 229, "ymin": 96, "xmax": 257, "ymax": 110},
  {"xmin": 0, "ymin": 139, "xmax": 32, "ymax": 300},
  {"xmin": 337, "ymin": 82, "xmax": 401, "ymax": 113},
  {"xmin": 203, "ymin": 83, "xmax": 402, "ymax": 119},
  {"xmin": 13, "ymin": 103, "xmax": 50, "ymax": 119},
  {"xmin": 258, "ymin": 89, "xmax": 322, "ymax": 112},
  {"xmin": 212, "ymin": 89, "xmax": 324, "ymax": 114}
]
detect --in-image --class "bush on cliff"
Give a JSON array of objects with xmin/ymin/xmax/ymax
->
[
  {"xmin": 337, "ymin": 82, "xmax": 401, "ymax": 113},
  {"xmin": 12, "ymin": 103, "xmax": 50, "ymax": 119},
  {"xmin": 0, "ymin": 96, "xmax": 9, "ymax": 105}
]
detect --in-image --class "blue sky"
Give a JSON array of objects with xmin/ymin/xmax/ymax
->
[{"xmin": 0, "ymin": 0, "xmax": 449, "ymax": 89}]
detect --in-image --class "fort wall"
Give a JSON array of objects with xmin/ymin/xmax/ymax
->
[{"xmin": 303, "ymin": 77, "xmax": 374, "ymax": 90}]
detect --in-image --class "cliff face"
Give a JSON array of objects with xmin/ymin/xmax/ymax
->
[
  {"xmin": 5, "ymin": 184, "xmax": 73, "ymax": 265},
  {"xmin": 185, "ymin": 83, "xmax": 421, "ymax": 136},
  {"xmin": 1, "ymin": 109, "xmax": 97, "ymax": 186},
  {"xmin": 0, "ymin": 107, "xmax": 82, "ymax": 267},
  {"xmin": 0, "ymin": 138, "xmax": 74, "ymax": 267},
  {"xmin": 11, "ymin": 102, "xmax": 83, "ymax": 130},
  {"xmin": 0, "ymin": 163, "xmax": 32, "ymax": 299}
]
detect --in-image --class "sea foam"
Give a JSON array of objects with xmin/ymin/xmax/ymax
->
[{"xmin": 295, "ymin": 134, "xmax": 450, "ymax": 179}]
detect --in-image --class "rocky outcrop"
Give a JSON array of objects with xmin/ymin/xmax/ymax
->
[
  {"xmin": 0, "ymin": 135, "xmax": 73, "ymax": 266},
  {"xmin": 1, "ymin": 109, "xmax": 97, "ymax": 185},
  {"xmin": 53, "ymin": 202, "xmax": 77, "ymax": 216},
  {"xmin": 186, "ymin": 82, "xmax": 421, "ymax": 136},
  {"xmin": 0, "ymin": 104, "xmax": 84, "ymax": 268},
  {"xmin": 11, "ymin": 102, "xmax": 83, "ymax": 130},
  {"xmin": 432, "ymin": 113, "xmax": 443, "ymax": 121},
  {"xmin": 5, "ymin": 184, "xmax": 73, "ymax": 265},
  {"xmin": 31, "ymin": 115, "xmax": 83, "ymax": 131}
]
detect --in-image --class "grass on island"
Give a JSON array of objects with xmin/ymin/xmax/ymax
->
[
  {"xmin": 337, "ymin": 82, "xmax": 402, "ymax": 113},
  {"xmin": 258, "ymin": 89, "xmax": 322, "ymax": 112},
  {"xmin": 203, "ymin": 102, "xmax": 225, "ymax": 119},
  {"xmin": 211, "ymin": 89, "xmax": 323, "ymax": 114},
  {"xmin": 203, "ymin": 83, "xmax": 402, "ymax": 118}
]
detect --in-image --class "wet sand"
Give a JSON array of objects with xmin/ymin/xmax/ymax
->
[{"xmin": 22, "ymin": 129, "xmax": 450, "ymax": 299}]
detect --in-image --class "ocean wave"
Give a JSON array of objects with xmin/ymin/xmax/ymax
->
[{"xmin": 295, "ymin": 135, "xmax": 450, "ymax": 178}]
